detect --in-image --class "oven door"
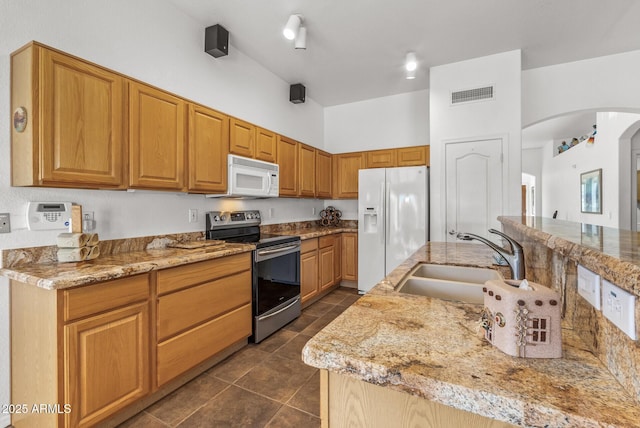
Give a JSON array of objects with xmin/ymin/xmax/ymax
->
[
  {"xmin": 253, "ymin": 241, "xmax": 301, "ymax": 342},
  {"xmin": 253, "ymin": 241, "xmax": 301, "ymax": 316}
]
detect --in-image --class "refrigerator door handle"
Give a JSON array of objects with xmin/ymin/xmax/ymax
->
[
  {"xmin": 380, "ymin": 182, "xmax": 385, "ymax": 244},
  {"xmin": 385, "ymin": 181, "xmax": 390, "ymax": 246}
]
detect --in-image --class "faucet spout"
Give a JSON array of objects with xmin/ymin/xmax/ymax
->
[{"xmin": 456, "ymin": 230, "xmax": 525, "ymax": 280}]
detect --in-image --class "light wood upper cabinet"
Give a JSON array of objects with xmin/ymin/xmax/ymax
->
[
  {"xmin": 298, "ymin": 143, "xmax": 316, "ymax": 197},
  {"xmin": 316, "ymin": 150, "xmax": 332, "ymax": 199},
  {"xmin": 129, "ymin": 82, "xmax": 186, "ymax": 191},
  {"xmin": 277, "ymin": 135, "xmax": 299, "ymax": 197},
  {"xmin": 229, "ymin": 118, "xmax": 255, "ymax": 158},
  {"xmin": 333, "ymin": 152, "xmax": 365, "ymax": 199},
  {"xmin": 255, "ymin": 127, "xmax": 278, "ymax": 162},
  {"xmin": 188, "ymin": 104, "xmax": 229, "ymax": 193},
  {"xmin": 397, "ymin": 145, "xmax": 429, "ymax": 166},
  {"xmin": 366, "ymin": 149, "xmax": 397, "ymax": 169},
  {"xmin": 11, "ymin": 43, "xmax": 126, "ymax": 188}
]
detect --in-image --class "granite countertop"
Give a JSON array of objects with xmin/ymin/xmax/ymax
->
[
  {"xmin": 268, "ymin": 226, "xmax": 357, "ymax": 240},
  {"xmin": 302, "ymin": 242, "xmax": 640, "ymax": 427},
  {"xmin": 0, "ymin": 243, "xmax": 255, "ymax": 290}
]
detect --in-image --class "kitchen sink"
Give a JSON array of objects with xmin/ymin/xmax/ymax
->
[{"xmin": 397, "ymin": 264, "xmax": 503, "ymax": 304}]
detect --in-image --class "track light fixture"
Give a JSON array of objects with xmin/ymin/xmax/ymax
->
[
  {"xmin": 405, "ymin": 52, "xmax": 418, "ymax": 79},
  {"xmin": 283, "ymin": 14, "xmax": 302, "ymax": 40},
  {"xmin": 284, "ymin": 14, "xmax": 306, "ymax": 49}
]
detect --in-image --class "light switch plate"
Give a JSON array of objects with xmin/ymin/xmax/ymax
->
[
  {"xmin": 577, "ymin": 265, "xmax": 601, "ymax": 310},
  {"xmin": 0, "ymin": 213, "xmax": 10, "ymax": 233},
  {"xmin": 602, "ymin": 279, "xmax": 636, "ymax": 340}
]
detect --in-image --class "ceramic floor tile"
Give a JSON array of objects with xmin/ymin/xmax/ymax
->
[
  {"xmin": 265, "ymin": 405, "xmax": 321, "ymax": 428},
  {"xmin": 274, "ymin": 334, "xmax": 313, "ymax": 362},
  {"xmin": 287, "ymin": 370, "xmax": 321, "ymax": 417},
  {"xmin": 300, "ymin": 312, "xmax": 337, "ymax": 336},
  {"xmin": 176, "ymin": 385, "xmax": 281, "ymax": 427},
  {"xmin": 282, "ymin": 312, "xmax": 319, "ymax": 332},
  {"xmin": 337, "ymin": 293, "xmax": 361, "ymax": 307},
  {"xmin": 118, "ymin": 411, "xmax": 169, "ymax": 427},
  {"xmin": 256, "ymin": 328, "xmax": 298, "ymax": 353},
  {"xmin": 207, "ymin": 346, "xmax": 272, "ymax": 383},
  {"xmin": 318, "ymin": 291, "xmax": 348, "ymax": 305},
  {"xmin": 235, "ymin": 354, "xmax": 317, "ymax": 403},
  {"xmin": 146, "ymin": 374, "xmax": 230, "ymax": 426},
  {"xmin": 303, "ymin": 301, "xmax": 335, "ymax": 317}
]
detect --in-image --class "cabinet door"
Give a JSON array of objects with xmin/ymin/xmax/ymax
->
[
  {"xmin": 397, "ymin": 146, "xmax": 429, "ymax": 166},
  {"xmin": 342, "ymin": 232, "xmax": 358, "ymax": 281},
  {"xmin": 65, "ymin": 302, "xmax": 150, "ymax": 427},
  {"xmin": 334, "ymin": 234, "xmax": 342, "ymax": 284},
  {"xmin": 255, "ymin": 127, "xmax": 277, "ymax": 163},
  {"xmin": 188, "ymin": 104, "xmax": 229, "ymax": 193},
  {"xmin": 129, "ymin": 82, "xmax": 186, "ymax": 190},
  {"xmin": 277, "ymin": 135, "xmax": 299, "ymax": 197},
  {"xmin": 316, "ymin": 150, "xmax": 332, "ymax": 198},
  {"xmin": 366, "ymin": 149, "xmax": 397, "ymax": 168},
  {"xmin": 40, "ymin": 48, "xmax": 125, "ymax": 188},
  {"xmin": 301, "ymin": 248, "xmax": 319, "ymax": 304},
  {"xmin": 333, "ymin": 152, "xmax": 365, "ymax": 199},
  {"xmin": 319, "ymin": 245, "xmax": 335, "ymax": 291},
  {"xmin": 298, "ymin": 143, "xmax": 316, "ymax": 197},
  {"xmin": 229, "ymin": 118, "xmax": 255, "ymax": 158}
]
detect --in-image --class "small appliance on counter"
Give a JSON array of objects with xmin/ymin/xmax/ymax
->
[
  {"xmin": 480, "ymin": 279, "xmax": 562, "ymax": 359},
  {"xmin": 206, "ymin": 210, "xmax": 301, "ymax": 343}
]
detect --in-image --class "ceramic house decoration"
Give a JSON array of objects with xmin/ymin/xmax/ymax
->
[{"xmin": 480, "ymin": 279, "xmax": 562, "ymax": 358}]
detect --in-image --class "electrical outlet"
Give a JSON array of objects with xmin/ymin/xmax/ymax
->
[
  {"xmin": 188, "ymin": 209, "xmax": 198, "ymax": 223},
  {"xmin": 0, "ymin": 213, "xmax": 11, "ymax": 233},
  {"xmin": 577, "ymin": 265, "xmax": 601, "ymax": 310},
  {"xmin": 602, "ymin": 279, "xmax": 636, "ymax": 340}
]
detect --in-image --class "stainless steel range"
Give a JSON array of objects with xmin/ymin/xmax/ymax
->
[{"xmin": 206, "ymin": 210, "xmax": 301, "ymax": 343}]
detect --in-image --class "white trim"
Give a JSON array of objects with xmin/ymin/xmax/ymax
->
[{"xmin": 0, "ymin": 414, "xmax": 11, "ymax": 427}]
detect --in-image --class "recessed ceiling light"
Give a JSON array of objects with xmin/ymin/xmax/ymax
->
[{"xmin": 405, "ymin": 52, "xmax": 417, "ymax": 72}]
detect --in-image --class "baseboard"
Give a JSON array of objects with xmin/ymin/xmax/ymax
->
[{"xmin": 1, "ymin": 413, "xmax": 12, "ymax": 428}]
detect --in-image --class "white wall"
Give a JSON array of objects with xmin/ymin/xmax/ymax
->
[
  {"xmin": 324, "ymin": 90, "xmax": 429, "ymax": 153},
  {"xmin": 522, "ymin": 148, "xmax": 544, "ymax": 216},
  {"xmin": 541, "ymin": 112, "xmax": 640, "ymax": 226},
  {"xmin": 522, "ymin": 49, "xmax": 640, "ymax": 127},
  {"xmin": 0, "ymin": 0, "xmax": 328, "ymax": 419},
  {"xmin": 429, "ymin": 50, "xmax": 522, "ymax": 241}
]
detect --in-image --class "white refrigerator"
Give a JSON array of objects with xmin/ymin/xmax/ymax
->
[{"xmin": 358, "ymin": 166, "xmax": 428, "ymax": 294}]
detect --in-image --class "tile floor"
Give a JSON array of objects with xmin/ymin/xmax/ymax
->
[{"xmin": 119, "ymin": 287, "xmax": 360, "ymax": 428}]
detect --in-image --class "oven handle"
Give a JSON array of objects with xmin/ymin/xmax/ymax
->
[
  {"xmin": 256, "ymin": 244, "xmax": 300, "ymax": 257},
  {"xmin": 256, "ymin": 298, "xmax": 300, "ymax": 321}
]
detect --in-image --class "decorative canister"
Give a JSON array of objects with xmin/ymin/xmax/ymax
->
[{"xmin": 479, "ymin": 279, "xmax": 562, "ymax": 358}]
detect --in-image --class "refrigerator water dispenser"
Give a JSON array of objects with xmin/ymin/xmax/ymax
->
[{"xmin": 363, "ymin": 208, "xmax": 378, "ymax": 233}]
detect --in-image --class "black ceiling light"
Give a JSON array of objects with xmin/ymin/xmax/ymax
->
[{"xmin": 205, "ymin": 24, "xmax": 229, "ymax": 58}]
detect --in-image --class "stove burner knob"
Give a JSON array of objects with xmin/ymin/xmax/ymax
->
[
  {"xmin": 255, "ymin": 212, "xmax": 261, "ymax": 219},
  {"xmin": 246, "ymin": 213, "xmax": 253, "ymax": 219},
  {"xmin": 220, "ymin": 215, "xmax": 226, "ymax": 221},
  {"xmin": 213, "ymin": 215, "xmax": 220, "ymax": 221}
]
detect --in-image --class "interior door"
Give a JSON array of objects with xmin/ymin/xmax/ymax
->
[{"xmin": 445, "ymin": 139, "xmax": 503, "ymax": 242}]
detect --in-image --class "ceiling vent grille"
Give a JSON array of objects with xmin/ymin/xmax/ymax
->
[{"xmin": 451, "ymin": 86, "xmax": 494, "ymax": 105}]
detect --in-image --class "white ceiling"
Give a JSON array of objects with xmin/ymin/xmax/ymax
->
[{"xmin": 167, "ymin": 0, "xmax": 640, "ymax": 107}]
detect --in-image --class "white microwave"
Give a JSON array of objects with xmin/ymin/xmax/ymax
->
[{"xmin": 207, "ymin": 154, "xmax": 279, "ymax": 198}]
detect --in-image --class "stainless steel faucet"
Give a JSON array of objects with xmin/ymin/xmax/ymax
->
[{"xmin": 456, "ymin": 229, "xmax": 525, "ymax": 280}]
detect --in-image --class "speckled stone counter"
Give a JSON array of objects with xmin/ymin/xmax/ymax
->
[
  {"xmin": 302, "ymin": 242, "xmax": 640, "ymax": 427},
  {"xmin": 499, "ymin": 216, "xmax": 640, "ymax": 410},
  {"xmin": 0, "ymin": 234, "xmax": 254, "ymax": 290}
]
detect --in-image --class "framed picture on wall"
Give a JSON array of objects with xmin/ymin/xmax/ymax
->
[{"xmin": 580, "ymin": 169, "xmax": 602, "ymax": 214}]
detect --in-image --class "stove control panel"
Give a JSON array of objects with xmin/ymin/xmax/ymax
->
[{"xmin": 206, "ymin": 210, "xmax": 261, "ymax": 229}]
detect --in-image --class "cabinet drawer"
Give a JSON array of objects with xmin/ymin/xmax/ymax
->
[
  {"xmin": 157, "ymin": 304, "xmax": 252, "ymax": 386},
  {"xmin": 301, "ymin": 238, "xmax": 318, "ymax": 254},
  {"xmin": 157, "ymin": 252, "xmax": 251, "ymax": 295},
  {"xmin": 157, "ymin": 270, "xmax": 251, "ymax": 341},
  {"xmin": 63, "ymin": 274, "xmax": 150, "ymax": 322},
  {"xmin": 319, "ymin": 235, "xmax": 336, "ymax": 248}
]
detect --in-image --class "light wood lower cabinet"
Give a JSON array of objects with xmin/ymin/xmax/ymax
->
[
  {"xmin": 341, "ymin": 232, "xmax": 358, "ymax": 281},
  {"xmin": 10, "ymin": 252, "xmax": 252, "ymax": 428},
  {"xmin": 301, "ymin": 238, "xmax": 320, "ymax": 305},
  {"xmin": 322, "ymin": 370, "xmax": 514, "ymax": 428}
]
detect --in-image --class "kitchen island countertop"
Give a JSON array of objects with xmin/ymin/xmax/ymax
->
[{"xmin": 302, "ymin": 241, "xmax": 640, "ymax": 427}]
